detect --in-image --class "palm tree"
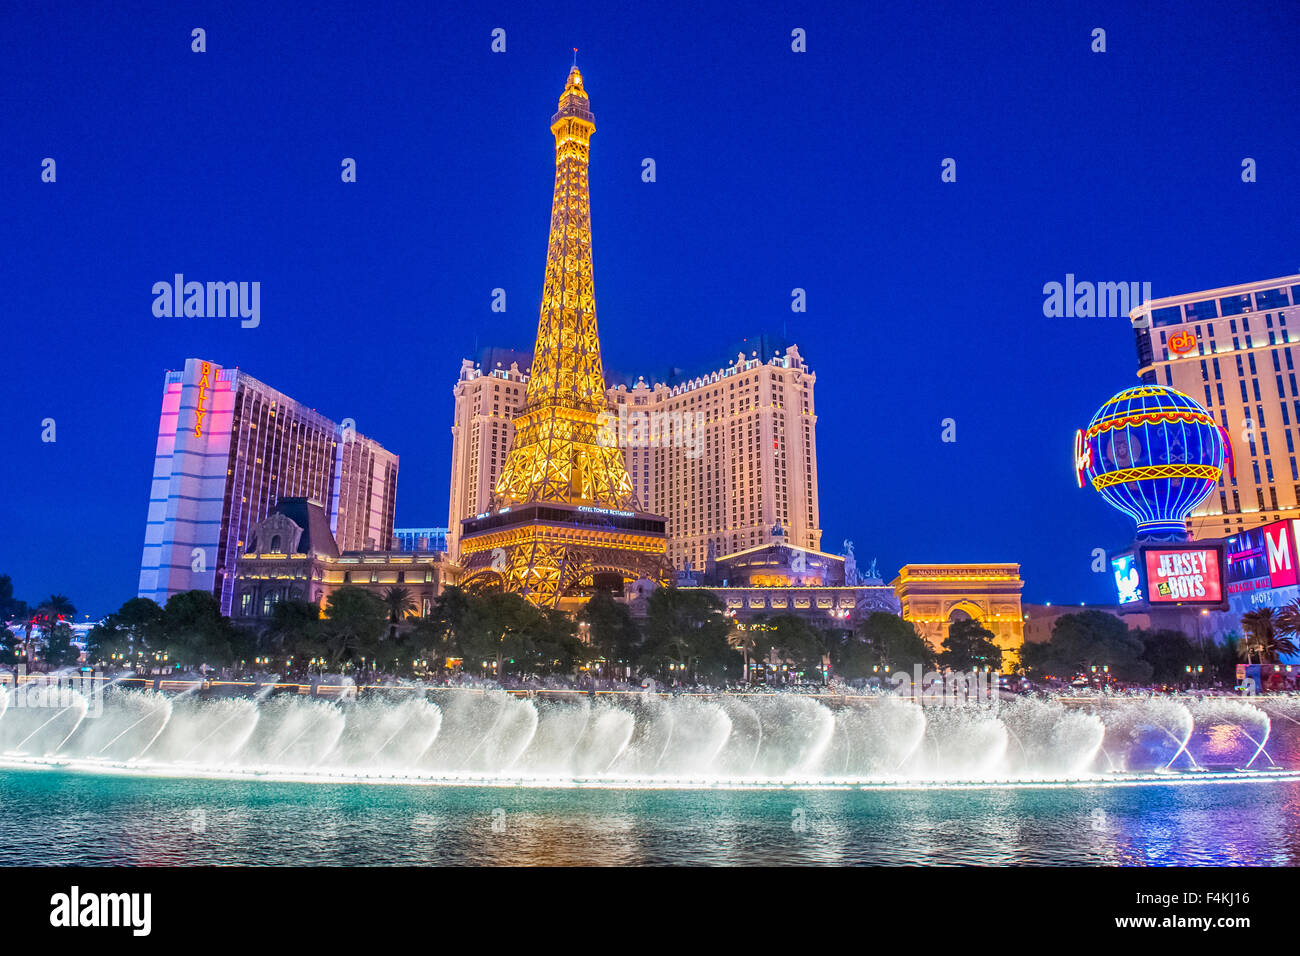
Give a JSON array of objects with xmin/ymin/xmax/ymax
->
[
  {"xmin": 381, "ymin": 586, "xmax": 416, "ymax": 640},
  {"xmin": 1240, "ymin": 608, "xmax": 1279, "ymax": 664},
  {"xmin": 727, "ymin": 622, "xmax": 754, "ymax": 682},
  {"xmin": 35, "ymin": 595, "xmax": 77, "ymax": 659},
  {"xmin": 1275, "ymin": 600, "xmax": 1300, "ymax": 641}
]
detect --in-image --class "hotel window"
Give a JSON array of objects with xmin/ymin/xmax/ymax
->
[
  {"xmin": 1152, "ymin": 305, "xmax": 1182, "ymax": 328},
  {"xmin": 1258, "ymin": 288, "xmax": 1289, "ymax": 310},
  {"xmin": 1221, "ymin": 294, "xmax": 1253, "ymax": 316}
]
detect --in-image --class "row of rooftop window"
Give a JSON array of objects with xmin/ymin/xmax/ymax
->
[{"xmin": 1150, "ymin": 286, "xmax": 1298, "ymax": 327}]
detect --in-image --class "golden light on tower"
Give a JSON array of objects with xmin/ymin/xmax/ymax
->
[{"xmin": 458, "ymin": 63, "xmax": 669, "ymax": 608}]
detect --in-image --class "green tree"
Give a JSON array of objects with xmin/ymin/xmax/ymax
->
[
  {"xmin": 1239, "ymin": 608, "xmax": 1276, "ymax": 665},
  {"xmin": 453, "ymin": 591, "xmax": 546, "ymax": 676},
  {"xmin": 321, "ymin": 587, "xmax": 388, "ymax": 668},
  {"xmin": 34, "ymin": 594, "xmax": 77, "ymax": 658},
  {"xmin": 43, "ymin": 622, "xmax": 80, "ymax": 668},
  {"xmin": 162, "ymin": 590, "xmax": 241, "ymax": 669},
  {"xmin": 640, "ymin": 588, "xmax": 738, "ymax": 683},
  {"xmin": 0, "ymin": 626, "xmax": 18, "ymax": 666},
  {"xmin": 84, "ymin": 598, "xmax": 165, "ymax": 669},
  {"xmin": 531, "ymin": 607, "xmax": 584, "ymax": 676},
  {"xmin": 380, "ymin": 586, "xmax": 417, "ymax": 640},
  {"xmin": 1208, "ymin": 635, "xmax": 1241, "ymax": 685},
  {"xmin": 1027, "ymin": 610, "xmax": 1151, "ymax": 684},
  {"xmin": 84, "ymin": 620, "xmax": 129, "ymax": 666},
  {"xmin": 578, "ymin": 590, "xmax": 641, "ymax": 675},
  {"xmin": 264, "ymin": 599, "xmax": 323, "ymax": 658},
  {"xmin": 1137, "ymin": 628, "xmax": 1198, "ymax": 684},
  {"xmin": 405, "ymin": 616, "xmax": 451, "ymax": 672},
  {"xmin": 0, "ymin": 575, "xmax": 28, "ymax": 626},
  {"xmin": 748, "ymin": 614, "xmax": 828, "ymax": 681},
  {"xmin": 428, "ymin": 586, "xmax": 472, "ymax": 648},
  {"xmin": 938, "ymin": 617, "xmax": 1003, "ymax": 672},
  {"xmin": 1239, "ymin": 608, "xmax": 1297, "ymax": 665},
  {"xmin": 835, "ymin": 612, "xmax": 935, "ymax": 679}
]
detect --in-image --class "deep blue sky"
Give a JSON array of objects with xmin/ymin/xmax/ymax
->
[{"xmin": 2, "ymin": 0, "xmax": 1297, "ymax": 618}]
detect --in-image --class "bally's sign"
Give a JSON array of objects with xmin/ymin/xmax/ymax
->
[{"xmin": 193, "ymin": 361, "xmax": 216, "ymax": 438}]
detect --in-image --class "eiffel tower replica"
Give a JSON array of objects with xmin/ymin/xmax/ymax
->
[{"xmin": 458, "ymin": 63, "xmax": 669, "ymax": 608}]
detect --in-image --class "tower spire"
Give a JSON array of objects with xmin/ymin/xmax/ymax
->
[
  {"xmin": 457, "ymin": 67, "xmax": 668, "ymax": 608},
  {"xmin": 493, "ymin": 64, "xmax": 634, "ymax": 510}
]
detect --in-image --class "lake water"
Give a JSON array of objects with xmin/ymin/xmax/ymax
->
[{"xmin": 2, "ymin": 768, "xmax": 1296, "ymax": 866}]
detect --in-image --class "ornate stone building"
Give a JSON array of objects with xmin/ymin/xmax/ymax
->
[
  {"xmin": 232, "ymin": 498, "xmax": 449, "ymax": 623},
  {"xmin": 676, "ymin": 536, "xmax": 899, "ymax": 628}
]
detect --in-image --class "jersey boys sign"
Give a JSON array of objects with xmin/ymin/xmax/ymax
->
[{"xmin": 1144, "ymin": 547, "xmax": 1223, "ymax": 604}]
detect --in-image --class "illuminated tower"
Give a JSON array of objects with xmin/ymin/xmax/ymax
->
[{"xmin": 458, "ymin": 65, "xmax": 668, "ymax": 607}]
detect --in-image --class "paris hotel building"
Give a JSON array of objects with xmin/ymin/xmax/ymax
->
[
  {"xmin": 138, "ymin": 358, "xmax": 398, "ymax": 615},
  {"xmin": 1131, "ymin": 273, "xmax": 1300, "ymax": 540},
  {"xmin": 446, "ymin": 343, "xmax": 822, "ymax": 570}
]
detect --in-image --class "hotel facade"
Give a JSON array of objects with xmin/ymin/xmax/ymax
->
[
  {"xmin": 138, "ymin": 358, "xmax": 398, "ymax": 615},
  {"xmin": 1131, "ymin": 274, "xmax": 1300, "ymax": 540},
  {"xmin": 446, "ymin": 344, "xmax": 821, "ymax": 570}
]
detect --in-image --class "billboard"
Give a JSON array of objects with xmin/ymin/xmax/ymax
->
[
  {"xmin": 1143, "ymin": 545, "xmax": 1224, "ymax": 605},
  {"xmin": 1263, "ymin": 519, "xmax": 1300, "ymax": 589},
  {"xmin": 1111, "ymin": 553, "xmax": 1142, "ymax": 604},
  {"xmin": 1225, "ymin": 526, "xmax": 1270, "ymax": 595}
]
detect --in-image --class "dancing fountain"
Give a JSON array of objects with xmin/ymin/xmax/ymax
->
[{"xmin": 1, "ymin": 681, "xmax": 1298, "ymax": 791}]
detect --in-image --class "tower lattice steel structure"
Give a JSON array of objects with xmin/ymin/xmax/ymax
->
[{"xmin": 458, "ymin": 65, "xmax": 668, "ymax": 607}]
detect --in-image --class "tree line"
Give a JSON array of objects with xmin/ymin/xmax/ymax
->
[
  {"xmin": 11, "ymin": 571, "xmax": 1285, "ymax": 688},
  {"xmin": 1019, "ymin": 608, "xmax": 1299, "ymax": 686},
  {"xmin": 1, "ymin": 574, "xmax": 1005, "ymax": 684}
]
